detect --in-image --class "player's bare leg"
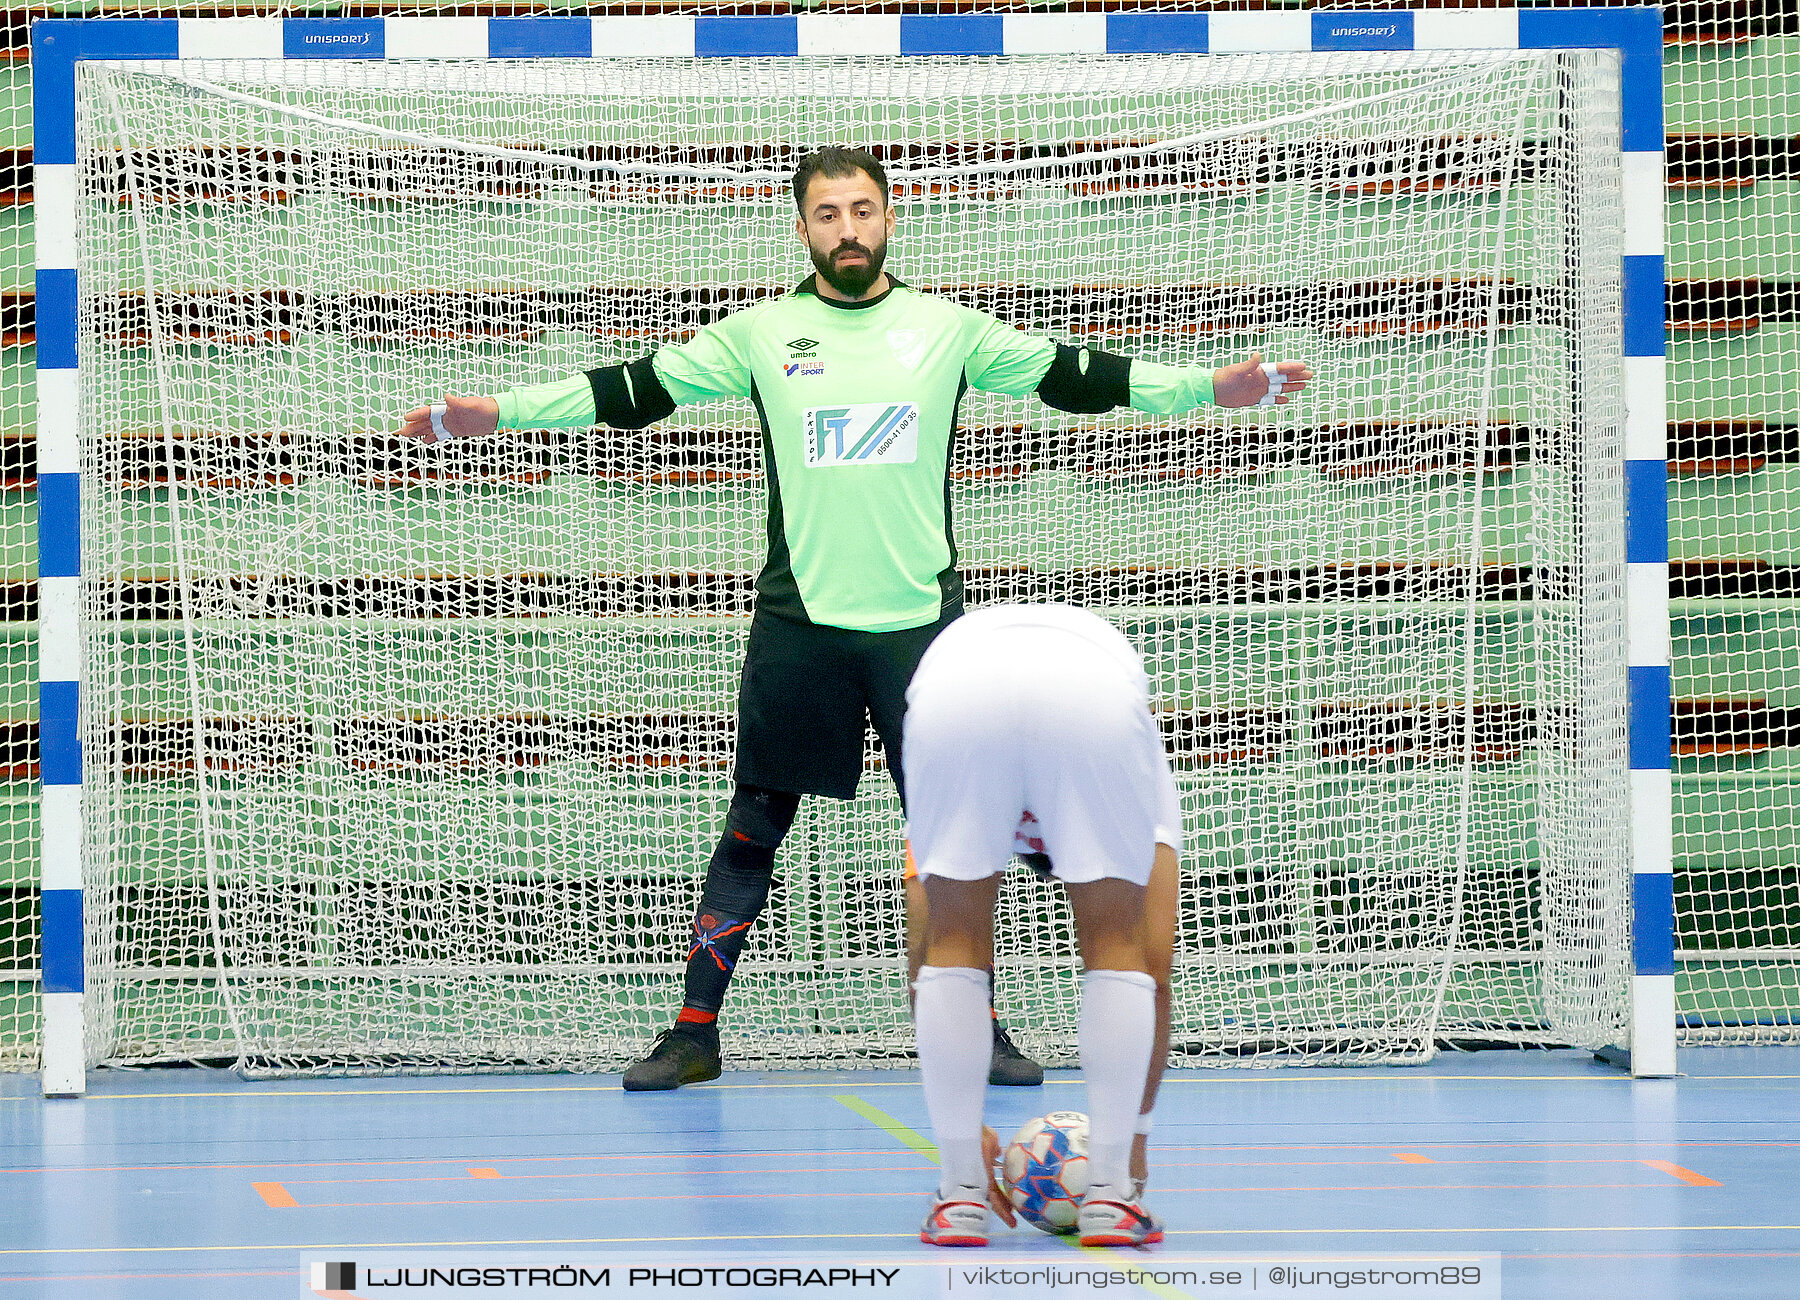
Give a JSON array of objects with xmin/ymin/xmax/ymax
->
[
  {"xmin": 1065, "ymin": 876, "xmax": 1164, "ymax": 1247},
  {"xmin": 1134, "ymin": 843, "xmax": 1179, "ymax": 1183},
  {"xmin": 906, "ymin": 870, "xmax": 1043, "ymax": 1087}
]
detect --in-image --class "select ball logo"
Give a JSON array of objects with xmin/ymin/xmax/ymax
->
[{"xmin": 804, "ymin": 403, "xmax": 920, "ymax": 467}]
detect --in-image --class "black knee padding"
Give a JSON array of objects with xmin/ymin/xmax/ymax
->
[
  {"xmin": 702, "ymin": 828, "xmax": 778, "ymax": 920},
  {"xmin": 724, "ymin": 784, "xmax": 800, "ymax": 849}
]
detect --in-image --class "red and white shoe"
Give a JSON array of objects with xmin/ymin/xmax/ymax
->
[
  {"xmin": 920, "ymin": 1194, "xmax": 990, "ymax": 1247},
  {"xmin": 1077, "ymin": 1189, "xmax": 1164, "ymax": 1247}
]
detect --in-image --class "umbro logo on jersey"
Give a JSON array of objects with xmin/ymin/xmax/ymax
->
[{"xmin": 786, "ymin": 337, "xmax": 820, "ymax": 357}]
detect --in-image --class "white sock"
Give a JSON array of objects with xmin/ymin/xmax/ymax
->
[
  {"xmin": 914, "ymin": 965, "xmax": 992, "ymax": 1199},
  {"xmin": 1080, "ymin": 968, "xmax": 1157, "ymax": 1200}
]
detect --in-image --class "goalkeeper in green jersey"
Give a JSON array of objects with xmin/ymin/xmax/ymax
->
[{"xmin": 399, "ymin": 146, "xmax": 1312, "ymax": 1092}]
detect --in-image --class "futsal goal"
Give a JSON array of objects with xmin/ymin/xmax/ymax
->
[{"xmin": 31, "ymin": 8, "xmax": 1672, "ymax": 1093}]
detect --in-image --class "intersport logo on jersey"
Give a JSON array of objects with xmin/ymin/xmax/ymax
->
[{"xmin": 804, "ymin": 403, "xmax": 920, "ymax": 467}]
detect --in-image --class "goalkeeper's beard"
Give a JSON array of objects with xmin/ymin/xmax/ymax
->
[{"xmin": 812, "ymin": 237, "xmax": 888, "ymax": 299}]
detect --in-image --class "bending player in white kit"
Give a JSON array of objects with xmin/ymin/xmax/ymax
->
[{"xmin": 906, "ymin": 603, "xmax": 1181, "ymax": 1247}]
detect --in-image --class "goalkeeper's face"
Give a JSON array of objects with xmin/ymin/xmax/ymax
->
[{"xmin": 795, "ymin": 170, "xmax": 895, "ymax": 301}]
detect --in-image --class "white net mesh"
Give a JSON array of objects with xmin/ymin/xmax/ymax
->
[
  {"xmin": 0, "ymin": 49, "xmax": 37, "ymax": 1070},
  {"xmin": 1664, "ymin": 32, "xmax": 1800, "ymax": 1044},
  {"xmin": 73, "ymin": 48, "xmax": 1630, "ymax": 1074}
]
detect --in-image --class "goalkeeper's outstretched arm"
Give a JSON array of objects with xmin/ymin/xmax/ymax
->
[
  {"xmin": 963, "ymin": 315, "xmax": 1312, "ymax": 415},
  {"xmin": 395, "ymin": 355, "xmax": 678, "ymax": 440},
  {"xmin": 396, "ymin": 333, "xmax": 1314, "ymax": 439},
  {"xmin": 1029, "ymin": 342, "xmax": 1313, "ymax": 415}
]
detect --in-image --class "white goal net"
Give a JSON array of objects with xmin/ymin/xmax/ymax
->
[{"xmin": 74, "ymin": 47, "xmax": 1631, "ymax": 1073}]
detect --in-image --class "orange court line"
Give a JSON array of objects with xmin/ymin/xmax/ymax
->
[
  {"xmin": 1527, "ymin": 1252, "xmax": 1800, "ymax": 1260},
  {"xmin": 287, "ymin": 1162, "xmax": 938, "ymax": 1187},
  {"xmin": 280, "ymin": 1180, "xmax": 1681, "ymax": 1211},
  {"xmin": 9, "ymin": 1223, "xmax": 1800, "ymax": 1258},
  {"xmin": 252, "ymin": 1182, "xmax": 298, "ymax": 1209},
  {"xmin": 1152, "ymin": 1157, "xmax": 1703, "ymax": 1171},
  {"xmin": 0, "ymin": 1148, "xmax": 933, "ymax": 1176},
  {"xmin": 0, "ymin": 1271, "xmax": 293, "ymax": 1284},
  {"xmin": 271, "ymin": 1189, "xmax": 929, "ymax": 1210},
  {"xmin": 1642, "ymin": 1159, "xmax": 1723, "ymax": 1187},
  {"xmin": 284, "ymin": 1155, "xmax": 1677, "ymax": 1188},
  {"xmin": 1155, "ymin": 1141, "xmax": 1800, "ymax": 1152},
  {"xmin": 2, "ymin": 1144, "xmax": 1760, "ymax": 1179}
]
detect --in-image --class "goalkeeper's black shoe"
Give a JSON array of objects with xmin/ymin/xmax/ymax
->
[
  {"xmin": 988, "ymin": 1022, "xmax": 1044, "ymax": 1087},
  {"xmin": 622, "ymin": 1021, "xmax": 722, "ymax": 1092}
]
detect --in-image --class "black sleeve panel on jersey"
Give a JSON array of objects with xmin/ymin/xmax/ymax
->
[
  {"xmin": 585, "ymin": 354, "xmax": 677, "ymax": 429},
  {"xmin": 1035, "ymin": 344, "xmax": 1132, "ymax": 415}
]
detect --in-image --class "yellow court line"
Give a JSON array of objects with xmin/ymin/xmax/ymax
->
[
  {"xmin": 8, "ymin": 1223, "xmax": 1800, "ymax": 1258},
  {"xmin": 830, "ymin": 1095, "xmax": 937, "ymax": 1158},
  {"xmin": 10, "ymin": 1072, "xmax": 1800, "ymax": 1103}
]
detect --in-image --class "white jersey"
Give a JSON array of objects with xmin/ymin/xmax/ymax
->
[{"xmin": 904, "ymin": 603, "xmax": 1183, "ymax": 884}]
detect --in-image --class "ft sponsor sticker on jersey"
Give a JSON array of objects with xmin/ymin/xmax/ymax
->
[{"xmin": 805, "ymin": 403, "xmax": 920, "ymax": 466}]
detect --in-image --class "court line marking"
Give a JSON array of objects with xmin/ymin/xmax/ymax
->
[
  {"xmin": 1394, "ymin": 1153, "xmax": 1433, "ymax": 1163},
  {"xmin": 9, "ymin": 1223, "xmax": 1800, "ymax": 1259},
  {"xmin": 251, "ymin": 1182, "xmax": 297, "ymax": 1209},
  {"xmin": 830, "ymin": 1095, "xmax": 937, "ymax": 1158},
  {"xmin": 0, "ymin": 1270, "xmax": 294, "ymax": 1284},
  {"xmin": 8, "ymin": 1072, "xmax": 1799, "ymax": 1102},
  {"xmin": 270, "ymin": 1153, "xmax": 1707, "ymax": 1187},
  {"xmin": 1641, "ymin": 1159, "xmax": 1723, "ymax": 1187},
  {"xmin": 6, "ymin": 1141, "xmax": 1777, "ymax": 1178},
  {"xmin": 259, "ymin": 1181, "xmax": 1698, "ymax": 1210},
  {"xmin": 0, "ymin": 1150, "xmax": 939, "ymax": 1176},
  {"xmin": 288, "ymin": 1163, "xmax": 939, "ymax": 1186}
]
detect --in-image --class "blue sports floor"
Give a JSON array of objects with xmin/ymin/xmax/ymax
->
[{"xmin": 3, "ymin": 1048, "xmax": 1798, "ymax": 1299}]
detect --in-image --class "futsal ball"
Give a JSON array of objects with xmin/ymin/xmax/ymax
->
[{"xmin": 1001, "ymin": 1111, "xmax": 1089, "ymax": 1234}]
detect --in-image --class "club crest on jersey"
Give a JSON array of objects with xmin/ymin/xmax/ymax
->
[
  {"xmin": 805, "ymin": 403, "xmax": 920, "ymax": 467},
  {"xmin": 887, "ymin": 329, "xmax": 928, "ymax": 370},
  {"xmin": 784, "ymin": 359, "xmax": 825, "ymax": 378}
]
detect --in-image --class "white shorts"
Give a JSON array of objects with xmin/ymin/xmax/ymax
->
[{"xmin": 903, "ymin": 606, "xmax": 1182, "ymax": 886}]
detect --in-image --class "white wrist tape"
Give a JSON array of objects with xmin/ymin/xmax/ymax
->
[
  {"xmin": 427, "ymin": 402, "xmax": 449, "ymax": 442},
  {"xmin": 1135, "ymin": 1110, "xmax": 1154, "ymax": 1137},
  {"xmin": 1257, "ymin": 361, "xmax": 1284, "ymax": 406}
]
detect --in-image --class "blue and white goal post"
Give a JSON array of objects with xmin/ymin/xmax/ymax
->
[{"xmin": 31, "ymin": 6, "xmax": 1673, "ymax": 1095}]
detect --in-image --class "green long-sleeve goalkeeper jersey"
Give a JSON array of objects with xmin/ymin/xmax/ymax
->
[{"xmin": 496, "ymin": 274, "xmax": 1215, "ymax": 632}]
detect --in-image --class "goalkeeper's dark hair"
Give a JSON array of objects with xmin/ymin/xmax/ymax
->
[{"xmin": 791, "ymin": 147, "xmax": 889, "ymax": 213}]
